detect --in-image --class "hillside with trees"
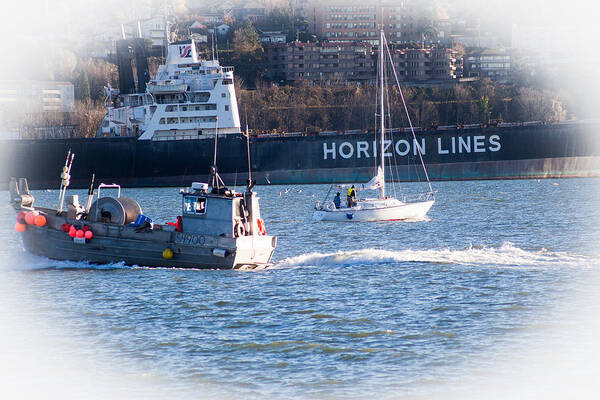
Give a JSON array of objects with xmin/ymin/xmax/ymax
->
[{"xmin": 237, "ymin": 80, "xmax": 567, "ymax": 133}]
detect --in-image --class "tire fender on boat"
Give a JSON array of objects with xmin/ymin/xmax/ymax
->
[{"xmin": 234, "ymin": 221, "xmax": 246, "ymax": 237}]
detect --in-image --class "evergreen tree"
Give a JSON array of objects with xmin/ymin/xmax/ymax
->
[
  {"xmin": 76, "ymin": 70, "xmax": 91, "ymax": 101},
  {"xmin": 231, "ymin": 24, "xmax": 265, "ymax": 88}
]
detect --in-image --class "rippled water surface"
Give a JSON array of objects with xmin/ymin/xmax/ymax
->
[{"xmin": 1, "ymin": 179, "xmax": 599, "ymax": 399}]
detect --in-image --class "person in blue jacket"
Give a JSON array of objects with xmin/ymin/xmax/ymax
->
[{"xmin": 333, "ymin": 192, "xmax": 341, "ymax": 209}]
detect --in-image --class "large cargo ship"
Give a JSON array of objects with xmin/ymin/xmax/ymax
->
[{"xmin": 2, "ymin": 39, "xmax": 599, "ymax": 189}]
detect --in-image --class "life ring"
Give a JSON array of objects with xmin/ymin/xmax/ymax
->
[
  {"xmin": 257, "ymin": 218, "xmax": 266, "ymax": 236},
  {"xmin": 234, "ymin": 221, "xmax": 246, "ymax": 237}
]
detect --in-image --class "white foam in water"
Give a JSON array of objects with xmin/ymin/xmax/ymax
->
[
  {"xmin": 274, "ymin": 242, "xmax": 588, "ymax": 269},
  {"xmin": 17, "ymin": 253, "xmax": 131, "ymax": 271}
]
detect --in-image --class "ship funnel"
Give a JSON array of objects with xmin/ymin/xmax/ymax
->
[{"xmin": 166, "ymin": 40, "xmax": 199, "ymax": 64}]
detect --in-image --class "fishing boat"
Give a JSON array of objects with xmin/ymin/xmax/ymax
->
[
  {"xmin": 313, "ymin": 29, "xmax": 435, "ymax": 222},
  {"xmin": 9, "ymin": 127, "xmax": 276, "ymax": 269}
]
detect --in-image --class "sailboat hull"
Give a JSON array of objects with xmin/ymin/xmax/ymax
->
[{"xmin": 313, "ymin": 199, "xmax": 434, "ymax": 222}]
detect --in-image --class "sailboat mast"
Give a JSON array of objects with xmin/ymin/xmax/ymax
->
[{"xmin": 379, "ymin": 28, "xmax": 386, "ymax": 199}]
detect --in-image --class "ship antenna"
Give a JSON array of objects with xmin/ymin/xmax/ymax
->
[{"xmin": 210, "ymin": 24, "xmax": 217, "ymax": 61}]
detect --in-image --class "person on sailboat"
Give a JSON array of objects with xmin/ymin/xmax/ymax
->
[
  {"xmin": 347, "ymin": 185, "xmax": 356, "ymax": 208},
  {"xmin": 333, "ymin": 192, "xmax": 341, "ymax": 209}
]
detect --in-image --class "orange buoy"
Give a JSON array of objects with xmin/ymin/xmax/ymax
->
[
  {"xmin": 34, "ymin": 215, "xmax": 46, "ymax": 227},
  {"xmin": 25, "ymin": 212, "xmax": 37, "ymax": 225},
  {"xmin": 69, "ymin": 229, "xmax": 77, "ymax": 238},
  {"xmin": 84, "ymin": 230, "xmax": 93, "ymax": 239},
  {"xmin": 76, "ymin": 229, "xmax": 84, "ymax": 238},
  {"xmin": 15, "ymin": 222, "xmax": 26, "ymax": 232}
]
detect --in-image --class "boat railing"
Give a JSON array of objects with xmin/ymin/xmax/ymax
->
[
  {"xmin": 400, "ymin": 192, "xmax": 435, "ymax": 203},
  {"xmin": 97, "ymin": 183, "xmax": 121, "ymax": 198},
  {"xmin": 152, "ymin": 135, "xmax": 202, "ymax": 141}
]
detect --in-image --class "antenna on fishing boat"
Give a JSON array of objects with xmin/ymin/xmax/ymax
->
[
  {"xmin": 209, "ymin": 116, "xmax": 225, "ymax": 189},
  {"xmin": 244, "ymin": 105, "xmax": 254, "ymax": 192},
  {"xmin": 57, "ymin": 150, "xmax": 75, "ymax": 214},
  {"xmin": 246, "ymin": 123, "xmax": 252, "ymax": 186},
  {"xmin": 85, "ymin": 173, "xmax": 95, "ymax": 212}
]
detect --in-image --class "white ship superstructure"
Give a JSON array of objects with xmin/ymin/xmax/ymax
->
[{"xmin": 101, "ymin": 39, "xmax": 241, "ymax": 140}]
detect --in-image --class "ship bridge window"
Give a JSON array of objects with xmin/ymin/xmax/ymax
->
[
  {"xmin": 183, "ymin": 196, "xmax": 206, "ymax": 215},
  {"xmin": 197, "ymin": 104, "xmax": 217, "ymax": 111},
  {"xmin": 222, "ymin": 79, "xmax": 233, "ymax": 85},
  {"xmin": 192, "ymin": 92, "xmax": 210, "ymax": 102}
]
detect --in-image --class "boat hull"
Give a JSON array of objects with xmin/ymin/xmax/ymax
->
[
  {"xmin": 313, "ymin": 200, "xmax": 434, "ymax": 222},
  {"xmin": 18, "ymin": 214, "xmax": 276, "ymax": 270},
  {"xmin": 2, "ymin": 122, "xmax": 600, "ymax": 189}
]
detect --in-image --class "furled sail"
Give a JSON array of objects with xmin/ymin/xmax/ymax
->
[{"xmin": 360, "ymin": 167, "xmax": 384, "ymax": 190}]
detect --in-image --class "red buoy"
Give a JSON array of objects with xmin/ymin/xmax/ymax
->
[
  {"xmin": 76, "ymin": 230, "xmax": 84, "ymax": 238},
  {"xmin": 69, "ymin": 229, "xmax": 77, "ymax": 238},
  {"xmin": 61, "ymin": 223, "xmax": 70, "ymax": 232},
  {"xmin": 16, "ymin": 211, "xmax": 27, "ymax": 224},
  {"xmin": 82, "ymin": 225, "xmax": 90, "ymax": 232},
  {"xmin": 84, "ymin": 230, "xmax": 93, "ymax": 239},
  {"xmin": 15, "ymin": 223, "xmax": 26, "ymax": 232}
]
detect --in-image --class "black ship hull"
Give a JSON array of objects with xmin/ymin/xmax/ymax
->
[{"xmin": 2, "ymin": 122, "xmax": 600, "ymax": 189}]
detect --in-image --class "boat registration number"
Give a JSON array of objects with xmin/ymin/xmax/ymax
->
[{"xmin": 174, "ymin": 233, "xmax": 216, "ymax": 247}]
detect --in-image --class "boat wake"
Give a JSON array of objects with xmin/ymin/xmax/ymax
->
[
  {"xmin": 273, "ymin": 242, "xmax": 590, "ymax": 269},
  {"xmin": 18, "ymin": 253, "xmax": 131, "ymax": 272}
]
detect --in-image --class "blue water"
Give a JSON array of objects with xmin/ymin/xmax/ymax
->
[{"xmin": 1, "ymin": 179, "xmax": 599, "ymax": 398}]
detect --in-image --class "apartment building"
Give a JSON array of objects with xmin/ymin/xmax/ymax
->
[
  {"xmin": 0, "ymin": 81, "xmax": 75, "ymax": 113},
  {"xmin": 305, "ymin": 0, "xmax": 429, "ymax": 45},
  {"xmin": 264, "ymin": 41, "xmax": 375, "ymax": 84},
  {"xmin": 264, "ymin": 41, "xmax": 462, "ymax": 84},
  {"xmin": 464, "ymin": 48, "xmax": 511, "ymax": 81},
  {"xmin": 390, "ymin": 47, "xmax": 462, "ymax": 81}
]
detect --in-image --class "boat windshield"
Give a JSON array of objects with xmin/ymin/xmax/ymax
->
[{"xmin": 183, "ymin": 196, "xmax": 206, "ymax": 215}]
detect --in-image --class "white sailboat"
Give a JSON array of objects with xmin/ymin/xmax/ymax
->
[{"xmin": 313, "ymin": 29, "xmax": 435, "ymax": 222}]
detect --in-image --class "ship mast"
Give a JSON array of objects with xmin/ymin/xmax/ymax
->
[{"xmin": 379, "ymin": 28, "xmax": 386, "ymax": 199}]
